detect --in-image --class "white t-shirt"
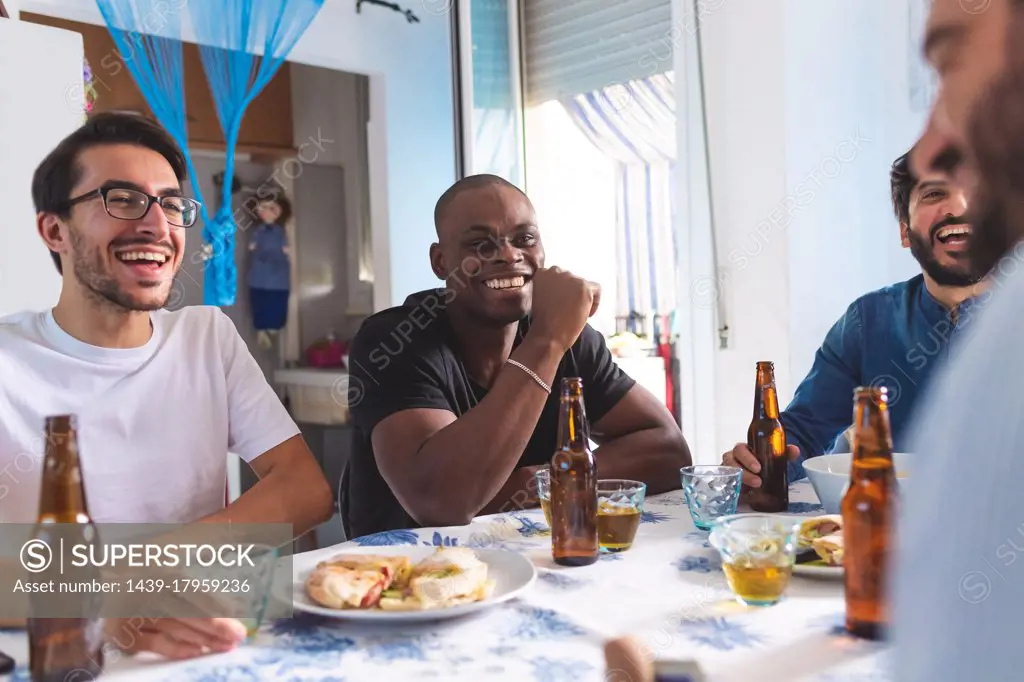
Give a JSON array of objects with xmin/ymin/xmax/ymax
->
[{"xmin": 0, "ymin": 306, "xmax": 300, "ymax": 524}]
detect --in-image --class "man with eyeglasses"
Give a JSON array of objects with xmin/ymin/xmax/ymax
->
[{"xmin": 0, "ymin": 113, "xmax": 333, "ymax": 658}]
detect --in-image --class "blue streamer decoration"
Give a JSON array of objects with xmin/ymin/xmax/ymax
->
[
  {"xmin": 93, "ymin": 1, "xmax": 196, "ymax": 211},
  {"xmin": 94, "ymin": 0, "xmax": 326, "ymax": 306}
]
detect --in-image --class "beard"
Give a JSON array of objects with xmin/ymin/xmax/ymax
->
[
  {"xmin": 906, "ymin": 228, "xmax": 983, "ymax": 287},
  {"xmin": 69, "ymin": 226, "xmax": 170, "ymax": 312},
  {"xmin": 967, "ymin": 11, "xmax": 1024, "ymax": 277},
  {"xmin": 968, "ymin": 187, "xmax": 1016, "ymax": 278}
]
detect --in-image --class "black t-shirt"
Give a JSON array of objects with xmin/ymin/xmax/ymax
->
[{"xmin": 342, "ymin": 289, "xmax": 636, "ymax": 539}]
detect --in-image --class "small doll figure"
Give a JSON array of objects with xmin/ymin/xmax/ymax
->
[{"xmin": 247, "ymin": 192, "xmax": 292, "ymax": 349}]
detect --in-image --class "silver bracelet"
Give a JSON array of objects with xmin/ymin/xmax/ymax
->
[{"xmin": 507, "ymin": 358, "xmax": 551, "ymax": 394}]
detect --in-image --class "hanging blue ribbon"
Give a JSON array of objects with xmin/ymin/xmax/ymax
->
[
  {"xmin": 94, "ymin": 2, "xmax": 203, "ymax": 219},
  {"xmin": 95, "ymin": 0, "xmax": 325, "ymax": 307}
]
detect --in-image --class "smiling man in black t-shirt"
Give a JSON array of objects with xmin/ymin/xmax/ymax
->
[{"xmin": 342, "ymin": 174, "xmax": 691, "ymax": 538}]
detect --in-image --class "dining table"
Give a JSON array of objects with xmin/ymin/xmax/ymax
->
[{"xmin": 0, "ymin": 480, "xmax": 892, "ymax": 682}]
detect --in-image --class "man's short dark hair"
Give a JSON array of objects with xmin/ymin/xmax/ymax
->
[
  {"xmin": 890, "ymin": 150, "xmax": 917, "ymax": 226},
  {"xmin": 31, "ymin": 112, "xmax": 188, "ymax": 274},
  {"xmin": 432, "ymin": 174, "xmax": 529, "ymax": 235}
]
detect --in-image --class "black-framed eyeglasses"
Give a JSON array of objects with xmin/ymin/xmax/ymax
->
[{"xmin": 63, "ymin": 186, "xmax": 201, "ymax": 228}]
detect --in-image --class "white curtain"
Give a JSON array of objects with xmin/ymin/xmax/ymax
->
[{"xmin": 560, "ymin": 73, "xmax": 677, "ymax": 338}]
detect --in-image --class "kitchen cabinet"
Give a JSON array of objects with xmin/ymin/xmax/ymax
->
[{"xmin": 22, "ymin": 12, "xmax": 295, "ymax": 157}]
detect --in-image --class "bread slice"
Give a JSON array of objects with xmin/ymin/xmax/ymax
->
[
  {"xmin": 811, "ymin": 533, "xmax": 845, "ymax": 566},
  {"xmin": 409, "ymin": 548, "xmax": 490, "ymax": 607},
  {"xmin": 378, "ymin": 579, "xmax": 496, "ymax": 611},
  {"xmin": 798, "ymin": 515, "xmax": 843, "ymax": 549},
  {"xmin": 315, "ymin": 554, "xmax": 412, "ymax": 588},
  {"xmin": 305, "ymin": 565, "xmax": 389, "ymax": 609}
]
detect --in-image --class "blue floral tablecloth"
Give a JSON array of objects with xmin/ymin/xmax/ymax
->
[{"xmin": 0, "ymin": 481, "xmax": 890, "ymax": 681}]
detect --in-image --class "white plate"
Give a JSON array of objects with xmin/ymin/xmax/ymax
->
[
  {"xmin": 793, "ymin": 561, "xmax": 843, "ymax": 579},
  {"xmin": 289, "ymin": 546, "xmax": 537, "ymax": 622}
]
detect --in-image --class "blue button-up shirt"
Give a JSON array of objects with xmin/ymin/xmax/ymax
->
[{"xmin": 782, "ymin": 273, "xmax": 984, "ymax": 480}]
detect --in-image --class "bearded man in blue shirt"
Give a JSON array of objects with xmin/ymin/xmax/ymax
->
[{"xmin": 721, "ymin": 149, "xmax": 986, "ymax": 487}]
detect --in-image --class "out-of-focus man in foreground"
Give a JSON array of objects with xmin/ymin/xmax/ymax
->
[{"xmin": 893, "ymin": 1, "xmax": 1024, "ymax": 679}]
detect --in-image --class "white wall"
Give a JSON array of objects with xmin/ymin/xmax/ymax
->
[
  {"xmin": 0, "ymin": 18, "xmax": 84, "ymax": 316},
  {"xmin": 703, "ymin": 0, "xmax": 791, "ymax": 458},
  {"xmin": 19, "ymin": 0, "xmax": 458, "ymax": 311},
  {"xmin": 674, "ymin": 0, "xmax": 931, "ymax": 461},
  {"xmin": 782, "ymin": 0, "xmax": 925, "ymax": 396}
]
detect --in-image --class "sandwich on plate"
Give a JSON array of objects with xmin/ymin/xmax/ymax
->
[
  {"xmin": 380, "ymin": 547, "xmax": 495, "ymax": 611},
  {"xmin": 305, "ymin": 554, "xmax": 412, "ymax": 609},
  {"xmin": 304, "ymin": 548, "xmax": 494, "ymax": 611},
  {"xmin": 797, "ymin": 515, "xmax": 842, "ymax": 550},
  {"xmin": 811, "ymin": 533, "xmax": 844, "ymax": 567}
]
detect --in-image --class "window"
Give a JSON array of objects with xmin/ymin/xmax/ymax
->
[
  {"xmin": 457, "ymin": 0, "xmax": 525, "ymax": 187},
  {"xmin": 521, "ymin": 0, "xmax": 677, "ymax": 341}
]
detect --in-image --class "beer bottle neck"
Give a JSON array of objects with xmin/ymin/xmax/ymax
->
[
  {"xmin": 753, "ymin": 385, "xmax": 780, "ymax": 420},
  {"xmin": 38, "ymin": 431, "xmax": 89, "ymax": 521},
  {"xmin": 851, "ymin": 398, "xmax": 894, "ymax": 465},
  {"xmin": 38, "ymin": 481, "xmax": 88, "ymax": 522},
  {"xmin": 557, "ymin": 395, "xmax": 590, "ymax": 451}
]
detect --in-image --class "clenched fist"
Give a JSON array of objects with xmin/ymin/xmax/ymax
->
[{"xmin": 529, "ymin": 267, "xmax": 601, "ymax": 351}]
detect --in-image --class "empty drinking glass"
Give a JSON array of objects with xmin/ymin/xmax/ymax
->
[
  {"xmin": 681, "ymin": 466, "xmax": 743, "ymax": 531},
  {"xmin": 218, "ymin": 543, "xmax": 280, "ymax": 638}
]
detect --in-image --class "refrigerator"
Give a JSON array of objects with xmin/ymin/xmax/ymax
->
[{"xmin": 0, "ymin": 16, "xmax": 84, "ymax": 316}]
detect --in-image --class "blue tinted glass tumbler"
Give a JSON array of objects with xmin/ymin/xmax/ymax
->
[{"xmin": 681, "ymin": 466, "xmax": 743, "ymax": 531}]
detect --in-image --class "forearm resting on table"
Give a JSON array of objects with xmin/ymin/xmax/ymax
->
[
  {"xmin": 393, "ymin": 336, "xmax": 563, "ymax": 527},
  {"xmin": 199, "ymin": 458, "xmax": 333, "ymax": 537},
  {"xmin": 479, "ymin": 465, "xmax": 543, "ymax": 516},
  {"xmin": 594, "ymin": 426, "xmax": 691, "ymax": 495}
]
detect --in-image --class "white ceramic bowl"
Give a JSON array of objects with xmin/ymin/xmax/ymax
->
[{"xmin": 802, "ymin": 452, "xmax": 912, "ymax": 514}]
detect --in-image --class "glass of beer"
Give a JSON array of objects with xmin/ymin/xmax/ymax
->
[
  {"xmin": 535, "ymin": 468, "xmax": 552, "ymax": 526},
  {"xmin": 709, "ymin": 514, "xmax": 801, "ymax": 607},
  {"xmin": 597, "ymin": 480, "xmax": 646, "ymax": 552}
]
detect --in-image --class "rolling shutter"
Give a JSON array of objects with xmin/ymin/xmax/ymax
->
[{"xmin": 522, "ymin": 0, "xmax": 673, "ymax": 106}]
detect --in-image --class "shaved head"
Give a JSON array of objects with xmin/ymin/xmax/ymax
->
[
  {"xmin": 428, "ymin": 173, "xmax": 542, "ymax": 326},
  {"xmin": 433, "ymin": 174, "xmax": 530, "ymax": 238}
]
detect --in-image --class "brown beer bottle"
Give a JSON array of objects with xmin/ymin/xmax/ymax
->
[
  {"xmin": 746, "ymin": 361, "xmax": 788, "ymax": 512},
  {"xmin": 28, "ymin": 415, "xmax": 104, "ymax": 682},
  {"xmin": 550, "ymin": 377, "xmax": 598, "ymax": 566},
  {"xmin": 842, "ymin": 387, "xmax": 898, "ymax": 640}
]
